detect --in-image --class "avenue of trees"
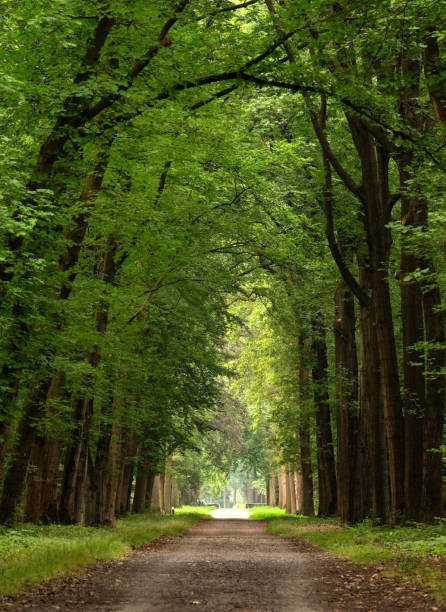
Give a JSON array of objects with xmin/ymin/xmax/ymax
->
[{"xmin": 0, "ymin": 0, "xmax": 445, "ymax": 526}]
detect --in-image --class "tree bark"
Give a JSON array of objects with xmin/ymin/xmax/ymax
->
[
  {"xmin": 288, "ymin": 467, "xmax": 297, "ymax": 514},
  {"xmin": 398, "ymin": 52, "xmax": 446, "ymax": 522},
  {"xmin": 22, "ymin": 370, "xmax": 67, "ymax": 523},
  {"xmin": 334, "ymin": 281, "xmax": 360, "ymax": 523},
  {"xmin": 299, "ymin": 335, "xmax": 314, "ymax": 517},
  {"xmin": 312, "ymin": 316, "xmax": 337, "ymax": 516},
  {"xmin": 145, "ymin": 473, "xmax": 156, "ymax": 509},
  {"xmin": 421, "ymin": 283, "xmax": 445, "ymax": 521},
  {"xmin": 423, "ymin": 33, "xmax": 446, "ymax": 141},
  {"xmin": 92, "ymin": 416, "xmax": 123, "ymax": 526},
  {"xmin": 347, "ymin": 117, "xmax": 405, "ymax": 522},
  {"xmin": 285, "ymin": 469, "xmax": 292, "ymax": 514},
  {"xmin": 133, "ymin": 462, "xmax": 150, "ymax": 514},
  {"xmin": 398, "ymin": 165, "xmax": 427, "ymax": 521},
  {"xmin": 0, "ymin": 418, "xmax": 11, "ymax": 484},
  {"xmin": 0, "ymin": 382, "xmax": 49, "ymax": 524},
  {"xmin": 294, "ymin": 471, "xmax": 303, "ymax": 514},
  {"xmin": 115, "ymin": 433, "xmax": 138, "ymax": 516},
  {"xmin": 58, "ymin": 395, "xmax": 92, "ymax": 524},
  {"xmin": 358, "ymin": 261, "xmax": 391, "ymax": 523}
]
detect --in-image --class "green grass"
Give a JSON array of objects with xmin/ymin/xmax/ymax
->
[
  {"xmin": 249, "ymin": 506, "xmax": 336, "ymax": 525},
  {"xmin": 175, "ymin": 505, "xmax": 214, "ymax": 517},
  {"xmin": 0, "ymin": 507, "xmax": 210, "ymax": 598},
  {"xmin": 248, "ymin": 505, "xmax": 290, "ymax": 519},
  {"xmin": 252, "ymin": 508, "xmax": 446, "ymax": 603}
]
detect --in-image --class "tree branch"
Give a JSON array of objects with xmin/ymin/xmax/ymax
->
[
  {"xmin": 87, "ymin": 0, "xmax": 191, "ymax": 118},
  {"xmin": 388, "ymin": 192, "xmax": 401, "ymax": 216},
  {"xmin": 188, "ymin": 85, "xmax": 238, "ymax": 110},
  {"xmin": 318, "ymin": 98, "xmax": 369, "ymax": 307},
  {"xmin": 308, "ymin": 103, "xmax": 364, "ymax": 201},
  {"xmin": 196, "ymin": 0, "xmax": 259, "ymax": 22},
  {"xmin": 153, "ymin": 161, "xmax": 172, "ymax": 208},
  {"xmin": 324, "ymin": 198, "xmax": 369, "ymax": 307}
]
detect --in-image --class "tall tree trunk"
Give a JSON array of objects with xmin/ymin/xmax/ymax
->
[
  {"xmin": 299, "ymin": 418, "xmax": 314, "ymax": 517},
  {"xmin": 23, "ymin": 370, "xmax": 66, "ymax": 523},
  {"xmin": 145, "ymin": 473, "xmax": 155, "ymax": 509},
  {"xmin": 58, "ymin": 395, "xmax": 92, "ymax": 524},
  {"xmin": 165, "ymin": 473, "xmax": 173, "ymax": 513},
  {"xmin": 312, "ymin": 316, "xmax": 337, "ymax": 516},
  {"xmin": 93, "ymin": 417, "xmax": 123, "ymax": 526},
  {"xmin": 150, "ymin": 475, "xmax": 162, "ymax": 512},
  {"xmin": 334, "ymin": 281, "xmax": 360, "ymax": 523},
  {"xmin": 115, "ymin": 433, "xmax": 138, "ymax": 516},
  {"xmin": 312, "ymin": 88, "xmax": 405, "ymax": 523},
  {"xmin": 397, "ymin": 56, "xmax": 428, "ymax": 521},
  {"xmin": 278, "ymin": 466, "xmax": 286, "ymax": 509},
  {"xmin": 398, "ymin": 53, "xmax": 446, "ymax": 521},
  {"xmin": 133, "ymin": 463, "xmax": 150, "ymax": 514},
  {"xmin": 288, "ymin": 467, "xmax": 297, "ymax": 514},
  {"xmin": 24, "ymin": 437, "xmax": 62, "ymax": 524},
  {"xmin": 285, "ymin": 469, "xmax": 292, "ymax": 514},
  {"xmin": 421, "ymin": 283, "xmax": 445, "ymax": 521},
  {"xmin": 398, "ymin": 165, "xmax": 426, "ymax": 521},
  {"xmin": 299, "ymin": 335, "xmax": 314, "ymax": 516},
  {"xmin": 0, "ymin": 418, "xmax": 11, "ymax": 483},
  {"xmin": 348, "ymin": 118, "xmax": 405, "ymax": 522},
  {"xmin": 358, "ymin": 262, "xmax": 391, "ymax": 523},
  {"xmin": 0, "ymin": 383, "xmax": 49, "ymax": 524},
  {"xmin": 294, "ymin": 472, "xmax": 303, "ymax": 514}
]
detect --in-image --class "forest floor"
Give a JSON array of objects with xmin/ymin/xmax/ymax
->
[{"xmin": 1, "ymin": 514, "xmax": 445, "ymax": 612}]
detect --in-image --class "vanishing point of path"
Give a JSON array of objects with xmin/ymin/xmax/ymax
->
[{"xmin": 2, "ymin": 510, "xmax": 444, "ymax": 612}]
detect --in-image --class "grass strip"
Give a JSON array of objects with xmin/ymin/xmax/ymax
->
[
  {"xmin": 249, "ymin": 507, "xmax": 446, "ymax": 603},
  {"xmin": 0, "ymin": 506, "xmax": 211, "ymax": 597}
]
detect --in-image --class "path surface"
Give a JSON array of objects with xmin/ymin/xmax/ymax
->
[{"xmin": 2, "ymin": 513, "xmax": 444, "ymax": 611}]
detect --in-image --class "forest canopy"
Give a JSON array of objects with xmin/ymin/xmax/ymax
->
[{"xmin": 0, "ymin": 0, "xmax": 445, "ymax": 527}]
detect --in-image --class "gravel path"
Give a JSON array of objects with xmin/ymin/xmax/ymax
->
[
  {"xmin": 118, "ymin": 518, "xmax": 317, "ymax": 612},
  {"xmin": 2, "ymin": 514, "xmax": 444, "ymax": 611}
]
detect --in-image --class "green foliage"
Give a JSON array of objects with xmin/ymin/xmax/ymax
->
[
  {"xmin": 0, "ymin": 510, "xmax": 205, "ymax": 597},
  {"xmin": 1, "ymin": 0, "xmax": 446, "ymax": 532}
]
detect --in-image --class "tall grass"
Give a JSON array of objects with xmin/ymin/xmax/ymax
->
[{"xmin": 0, "ymin": 507, "xmax": 209, "ymax": 597}]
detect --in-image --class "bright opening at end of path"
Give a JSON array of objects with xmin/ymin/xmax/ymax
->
[{"xmin": 210, "ymin": 508, "xmax": 250, "ymax": 519}]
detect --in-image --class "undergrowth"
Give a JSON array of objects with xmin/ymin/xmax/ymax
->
[
  {"xmin": 251, "ymin": 508, "xmax": 446, "ymax": 603},
  {"xmin": 0, "ymin": 506, "xmax": 210, "ymax": 597}
]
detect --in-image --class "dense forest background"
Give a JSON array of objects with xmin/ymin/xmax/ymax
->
[{"xmin": 0, "ymin": 0, "xmax": 445, "ymax": 527}]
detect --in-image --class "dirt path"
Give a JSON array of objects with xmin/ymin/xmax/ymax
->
[{"xmin": 2, "ymin": 517, "xmax": 444, "ymax": 611}]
